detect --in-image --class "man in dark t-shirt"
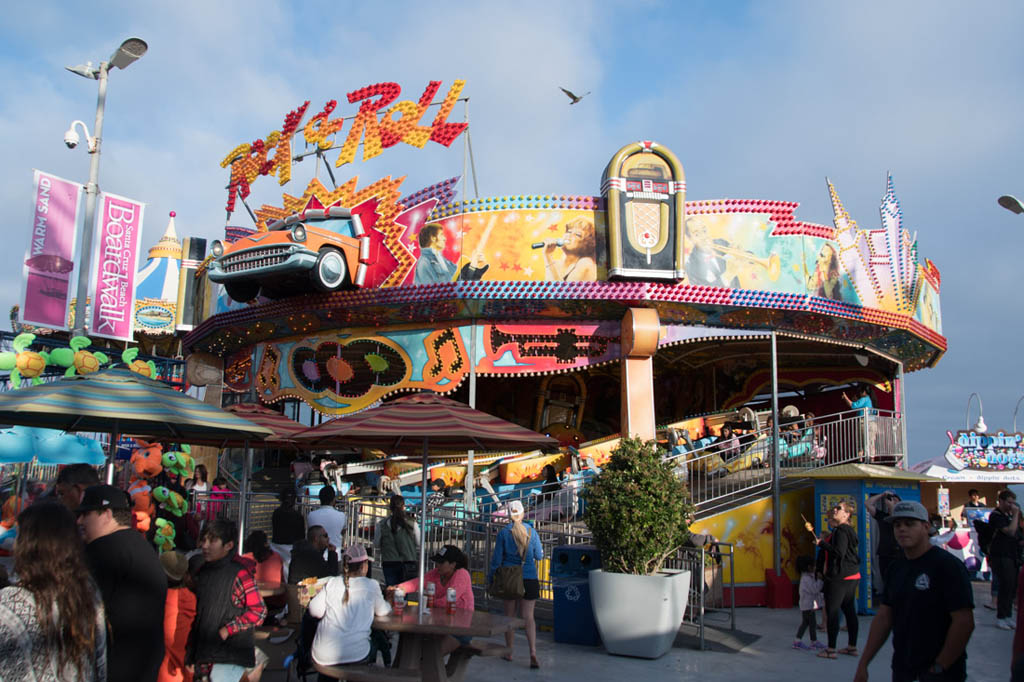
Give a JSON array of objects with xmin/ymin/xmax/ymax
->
[
  {"xmin": 866, "ymin": 490, "xmax": 902, "ymax": 587},
  {"xmin": 78, "ymin": 484, "xmax": 167, "ymax": 682},
  {"xmin": 855, "ymin": 501, "xmax": 974, "ymax": 682}
]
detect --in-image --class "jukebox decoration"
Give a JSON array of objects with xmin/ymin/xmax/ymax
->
[{"xmin": 601, "ymin": 140, "xmax": 686, "ymax": 280}]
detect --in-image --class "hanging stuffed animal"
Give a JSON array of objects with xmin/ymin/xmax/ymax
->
[
  {"xmin": 132, "ymin": 510, "xmax": 151, "ymax": 534},
  {"xmin": 130, "ymin": 439, "xmax": 164, "ymax": 479},
  {"xmin": 122, "ymin": 347, "xmax": 157, "ymax": 378},
  {"xmin": 153, "ymin": 486, "xmax": 187, "ymax": 517},
  {"xmin": 162, "ymin": 444, "xmax": 195, "ymax": 480},
  {"xmin": 0, "ymin": 333, "xmax": 49, "ymax": 388},
  {"xmin": 127, "ymin": 476, "xmax": 155, "ymax": 517},
  {"xmin": 154, "ymin": 518, "xmax": 176, "ymax": 552}
]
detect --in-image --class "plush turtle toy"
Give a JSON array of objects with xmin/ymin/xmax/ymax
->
[{"xmin": 0, "ymin": 333, "xmax": 49, "ymax": 387}]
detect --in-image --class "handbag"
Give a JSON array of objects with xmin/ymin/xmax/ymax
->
[
  {"xmin": 488, "ymin": 565, "xmax": 525, "ymax": 600},
  {"xmin": 488, "ymin": 531, "xmax": 527, "ymax": 600}
]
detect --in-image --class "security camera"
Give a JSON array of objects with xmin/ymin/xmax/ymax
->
[{"xmin": 64, "ymin": 128, "xmax": 80, "ymax": 149}]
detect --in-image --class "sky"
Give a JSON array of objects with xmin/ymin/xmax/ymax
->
[{"xmin": 0, "ymin": 1, "xmax": 1022, "ymax": 465}]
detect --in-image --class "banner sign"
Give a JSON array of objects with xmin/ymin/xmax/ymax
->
[
  {"xmin": 89, "ymin": 192, "xmax": 145, "ymax": 341},
  {"xmin": 944, "ymin": 429, "xmax": 1024, "ymax": 471},
  {"xmin": 20, "ymin": 170, "xmax": 82, "ymax": 329}
]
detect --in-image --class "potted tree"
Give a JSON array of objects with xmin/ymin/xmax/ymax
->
[{"xmin": 582, "ymin": 436, "xmax": 694, "ymax": 658}]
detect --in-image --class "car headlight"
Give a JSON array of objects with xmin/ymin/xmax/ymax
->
[
  {"xmin": 291, "ymin": 224, "xmax": 307, "ymax": 243},
  {"xmin": 211, "ymin": 240, "xmax": 224, "ymax": 258}
]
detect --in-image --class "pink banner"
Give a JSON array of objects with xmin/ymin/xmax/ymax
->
[
  {"xmin": 90, "ymin": 192, "xmax": 145, "ymax": 341},
  {"xmin": 20, "ymin": 170, "xmax": 82, "ymax": 329}
]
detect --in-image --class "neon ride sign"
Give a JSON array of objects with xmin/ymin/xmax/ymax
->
[
  {"xmin": 220, "ymin": 79, "xmax": 467, "ymax": 215},
  {"xmin": 944, "ymin": 429, "xmax": 1024, "ymax": 471}
]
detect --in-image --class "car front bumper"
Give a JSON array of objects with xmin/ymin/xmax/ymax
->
[{"xmin": 207, "ymin": 244, "xmax": 318, "ymax": 283}]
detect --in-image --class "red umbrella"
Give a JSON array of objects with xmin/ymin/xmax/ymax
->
[
  {"xmin": 225, "ymin": 403, "xmax": 308, "ymax": 444},
  {"xmin": 294, "ymin": 392, "xmax": 557, "ymax": 452},
  {"xmin": 294, "ymin": 392, "xmax": 558, "ymax": 612}
]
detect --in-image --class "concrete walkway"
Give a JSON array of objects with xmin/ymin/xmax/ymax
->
[{"xmin": 262, "ymin": 582, "xmax": 1012, "ymax": 681}]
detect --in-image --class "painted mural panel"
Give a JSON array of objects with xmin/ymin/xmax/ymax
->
[
  {"xmin": 414, "ymin": 209, "xmax": 606, "ymax": 283},
  {"xmin": 690, "ymin": 486, "xmax": 815, "ymax": 583},
  {"xmin": 243, "ymin": 320, "xmax": 620, "ymax": 414},
  {"xmin": 684, "ymin": 213, "xmax": 801, "ymax": 292},
  {"xmin": 914, "ymin": 277, "xmax": 941, "ymax": 334}
]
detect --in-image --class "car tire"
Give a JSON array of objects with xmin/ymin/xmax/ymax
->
[
  {"xmin": 224, "ymin": 281, "xmax": 260, "ymax": 302},
  {"xmin": 310, "ymin": 248, "xmax": 347, "ymax": 292}
]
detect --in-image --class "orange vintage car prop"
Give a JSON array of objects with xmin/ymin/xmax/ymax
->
[{"xmin": 208, "ymin": 207, "xmax": 368, "ymax": 302}]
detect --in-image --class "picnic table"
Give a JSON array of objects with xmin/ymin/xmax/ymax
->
[{"xmin": 373, "ymin": 607, "xmax": 523, "ymax": 682}]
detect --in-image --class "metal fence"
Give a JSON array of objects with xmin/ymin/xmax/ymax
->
[{"xmin": 339, "ymin": 496, "xmax": 734, "ymax": 641}]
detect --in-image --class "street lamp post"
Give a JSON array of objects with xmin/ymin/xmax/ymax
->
[
  {"xmin": 966, "ymin": 392, "xmax": 986, "ymax": 433},
  {"xmin": 1013, "ymin": 395, "xmax": 1024, "ymax": 433},
  {"xmin": 65, "ymin": 38, "xmax": 147, "ymax": 335}
]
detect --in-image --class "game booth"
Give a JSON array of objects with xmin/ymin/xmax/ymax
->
[{"xmin": 169, "ymin": 77, "xmax": 948, "ymax": 604}]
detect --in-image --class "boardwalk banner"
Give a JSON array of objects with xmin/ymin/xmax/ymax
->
[
  {"xmin": 20, "ymin": 170, "xmax": 82, "ymax": 329},
  {"xmin": 89, "ymin": 192, "xmax": 145, "ymax": 341}
]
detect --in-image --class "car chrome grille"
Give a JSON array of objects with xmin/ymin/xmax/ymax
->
[{"xmin": 221, "ymin": 246, "xmax": 290, "ymax": 273}]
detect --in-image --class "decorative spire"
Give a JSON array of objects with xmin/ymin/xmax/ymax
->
[{"xmin": 147, "ymin": 211, "xmax": 182, "ymax": 260}]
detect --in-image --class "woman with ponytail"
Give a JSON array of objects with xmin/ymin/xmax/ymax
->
[
  {"xmin": 375, "ymin": 495, "xmax": 420, "ymax": 586},
  {"xmin": 307, "ymin": 544, "xmax": 391, "ymax": 678},
  {"xmin": 488, "ymin": 499, "xmax": 543, "ymax": 668},
  {"xmin": 0, "ymin": 502, "xmax": 107, "ymax": 681}
]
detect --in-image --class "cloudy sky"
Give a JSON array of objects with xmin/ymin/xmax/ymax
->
[{"xmin": 1, "ymin": 1, "xmax": 1022, "ymax": 464}]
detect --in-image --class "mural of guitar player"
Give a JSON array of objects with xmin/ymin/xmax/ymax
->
[
  {"xmin": 541, "ymin": 217, "xmax": 598, "ymax": 282},
  {"xmin": 414, "ymin": 222, "xmax": 488, "ymax": 284}
]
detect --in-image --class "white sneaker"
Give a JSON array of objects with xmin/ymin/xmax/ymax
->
[{"xmin": 998, "ymin": 618, "xmax": 1014, "ymax": 630}]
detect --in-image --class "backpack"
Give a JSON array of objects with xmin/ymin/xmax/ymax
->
[{"xmin": 974, "ymin": 518, "xmax": 995, "ymax": 556}]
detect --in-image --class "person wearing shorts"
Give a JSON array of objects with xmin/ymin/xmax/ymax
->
[{"xmin": 488, "ymin": 500, "xmax": 543, "ymax": 668}]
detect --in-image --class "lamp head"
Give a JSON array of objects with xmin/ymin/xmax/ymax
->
[
  {"xmin": 998, "ymin": 195, "xmax": 1024, "ymax": 215},
  {"xmin": 109, "ymin": 38, "xmax": 148, "ymax": 70},
  {"xmin": 65, "ymin": 63, "xmax": 99, "ymax": 79}
]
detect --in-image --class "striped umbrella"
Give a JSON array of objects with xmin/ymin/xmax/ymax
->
[
  {"xmin": 225, "ymin": 403, "xmax": 307, "ymax": 445},
  {"xmin": 0, "ymin": 367, "xmax": 274, "ymax": 445},
  {"xmin": 294, "ymin": 391, "xmax": 557, "ymax": 613}
]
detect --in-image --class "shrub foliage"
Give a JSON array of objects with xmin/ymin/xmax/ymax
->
[{"xmin": 582, "ymin": 436, "xmax": 694, "ymax": 576}]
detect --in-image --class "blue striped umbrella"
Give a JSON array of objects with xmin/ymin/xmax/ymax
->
[{"xmin": 0, "ymin": 367, "xmax": 273, "ymax": 445}]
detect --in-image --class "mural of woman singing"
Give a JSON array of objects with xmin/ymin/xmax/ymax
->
[
  {"xmin": 807, "ymin": 243, "xmax": 842, "ymax": 301},
  {"xmin": 542, "ymin": 217, "xmax": 597, "ymax": 281}
]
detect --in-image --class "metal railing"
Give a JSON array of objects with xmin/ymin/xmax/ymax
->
[
  {"xmin": 339, "ymin": 496, "xmax": 734, "ymax": 639},
  {"xmin": 665, "ymin": 409, "xmax": 904, "ymax": 513}
]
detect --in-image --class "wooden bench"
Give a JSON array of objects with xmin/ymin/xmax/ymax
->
[{"xmin": 313, "ymin": 662, "xmax": 421, "ymax": 682}]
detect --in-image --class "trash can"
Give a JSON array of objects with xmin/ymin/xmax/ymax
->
[{"xmin": 552, "ymin": 544, "xmax": 602, "ymax": 645}]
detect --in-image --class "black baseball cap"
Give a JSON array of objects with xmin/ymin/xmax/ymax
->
[
  {"xmin": 76, "ymin": 484, "xmax": 130, "ymax": 514},
  {"xmin": 430, "ymin": 544, "xmax": 466, "ymax": 565}
]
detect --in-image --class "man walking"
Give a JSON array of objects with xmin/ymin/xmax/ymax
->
[
  {"xmin": 78, "ymin": 484, "xmax": 167, "ymax": 682},
  {"xmin": 187, "ymin": 518, "xmax": 267, "ymax": 682},
  {"xmin": 307, "ymin": 485, "xmax": 347, "ymax": 550},
  {"xmin": 854, "ymin": 501, "xmax": 974, "ymax": 682},
  {"xmin": 988, "ymin": 490, "xmax": 1022, "ymax": 629}
]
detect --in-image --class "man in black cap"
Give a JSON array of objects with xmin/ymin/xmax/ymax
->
[
  {"xmin": 78, "ymin": 484, "xmax": 167, "ymax": 682},
  {"xmin": 855, "ymin": 501, "xmax": 974, "ymax": 682}
]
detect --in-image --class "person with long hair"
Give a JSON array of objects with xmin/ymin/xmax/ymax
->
[
  {"xmin": 375, "ymin": 494, "xmax": 420, "ymax": 586},
  {"xmin": 185, "ymin": 464, "xmax": 209, "ymax": 493},
  {"xmin": 0, "ymin": 501, "xmax": 107, "ymax": 681},
  {"xmin": 814, "ymin": 500, "xmax": 861, "ymax": 659},
  {"xmin": 389, "ymin": 544, "xmax": 474, "ymax": 654},
  {"xmin": 807, "ymin": 243, "xmax": 842, "ymax": 300},
  {"xmin": 488, "ymin": 500, "xmax": 543, "ymax": 668},
  {"xmin": 308, "ymin": 544, "xmax": 391, "ymax": 677}
]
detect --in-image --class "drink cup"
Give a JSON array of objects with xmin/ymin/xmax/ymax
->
[
  {"xmin": 424, "ymin": 582, "xmax": 436, "ymax": 608},
  {"xmin": 393, "ymin": 587, "xmax": 406, "ymax": 615},
  {"xmin": 446, "ymin": 587, "xmax": 457, "ymax": 614}
]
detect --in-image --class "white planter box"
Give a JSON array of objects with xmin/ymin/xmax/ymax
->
[{"xmin": 589, "ymin": 568, "xmax": 691, "ymax": 659}]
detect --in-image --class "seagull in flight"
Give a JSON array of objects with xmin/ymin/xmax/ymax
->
[{"xmin": 559, "ymin": 86, "xmax": 591, "ymax": 105}]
